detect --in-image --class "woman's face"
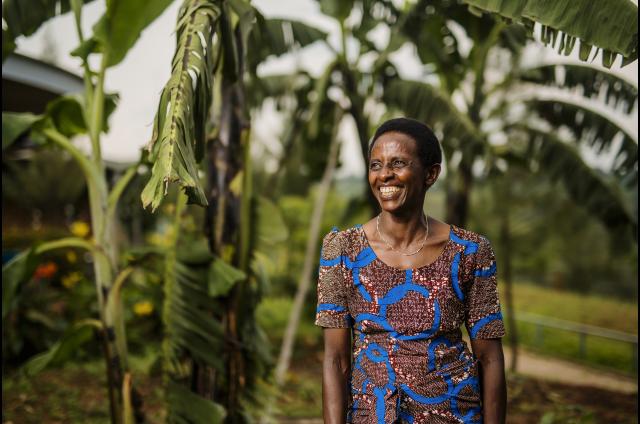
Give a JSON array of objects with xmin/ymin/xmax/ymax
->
[{"xmin": 368, "ymin": 131, "xmax": 433, "ymax": 215}]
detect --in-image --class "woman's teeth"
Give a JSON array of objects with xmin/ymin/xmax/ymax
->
[{"xmin": 380, "ymin": 186, "xmax": 401, "ymax": 196}]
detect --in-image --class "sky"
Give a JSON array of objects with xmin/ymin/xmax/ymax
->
[{"xmin": 11, "ymin": 0, "xmax": 639, "ymax": 178}]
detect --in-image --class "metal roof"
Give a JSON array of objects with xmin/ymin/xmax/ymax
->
[{"xmin": 2, "ymin": 53, "xmax": 83, "ymax": 94}]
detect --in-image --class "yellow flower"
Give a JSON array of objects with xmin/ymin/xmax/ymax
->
[
  {"xmin": 61, "ymin": 272, "xmax": 82, "ymax": 289},
  {"xmin": 133, "ymin": 301, "xmax": 154, "ymax": 316},
  {"xmin": 70, "ymin": 221, "xmax": 91, "ymax": 238},
  {"xmin": 66, "ymin": 251, "xmax": 78, "ymax": 264}
]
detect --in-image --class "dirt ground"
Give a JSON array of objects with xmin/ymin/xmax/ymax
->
[{"xmin": 3, "ymin": 359, "xmax": 637, "ymax": 423}]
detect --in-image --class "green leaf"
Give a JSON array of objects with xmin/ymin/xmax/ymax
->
[
  {"xmin": 42, "ymin": 94, "xmax": 119, "ymax": 137},
  {"xmin": 307, "ymin": 60, "xmax": 337, "ymax": 139},
  {"xmin": 167, "ymin": 381, "xmax": 226, "ymax": 423},
  {"xmin": 45, "ymin": 96, "xmax": 86, "ymax": 137},
  {"xmin": 527, "ymin": 98, "xmax": 637, "ymax": 178},
  {"xmin": 70, "ymin": 37, "xmax": 100, "ymax": 61},
  {"xmin": 2, "ymin": 112, "xmax": 41, "ymax": 150},
  {"xmin": 2, "ymin": 0, "xmax": 96, "ymax": 61},
  {"xmin": 247, "ymin": 13, "xmax": 328, "ymax": 73},
  {"xmin": 318, "ymin": 0, "xmax": 354, "ymax": 22},
  {"xmin": 2, "ymin": 249, "xmax": 38, "ymax": 320},
  {"xmin": 383, "ymin": 79, "xmax": 484, "ymax": 156},
  {"xmin": 524, "ymin": 127, "xmax": 637, "ymax": 236},
  {"xmin": 94, "ymin": 0, "xmax": 174, "ymax": 67},
  {"xmin": 176, "ymin": 238, "xmax": 213, "ymax": 265},
  {"xmin": 142, "ymin": 0, "xmax": 223, "ymax": 211},
  {"xmin": 519, "ymin": 64, "xmax": 638, "ymax": 114},
  {"xmin": 22, "ymin": 319, "xmax": 102, "ymax": 376},
  {"xmin": 255, "ymin": 196, "xmax": 289, "ymax": 247},
  {"xmin": 462, "ymin": 0, "xmax": 638, "ymax": 66},
  {"xmin": 208, "ymin": 258, "xmax": 246, "ymax": 297}
]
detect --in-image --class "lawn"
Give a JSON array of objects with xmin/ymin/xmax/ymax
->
[{"xmin": 500, "ymin": 282, "xmax": 638, "ymax": 374}]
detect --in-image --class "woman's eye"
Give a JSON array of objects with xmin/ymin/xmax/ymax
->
[
  {"xmin": 393, "ymin": 160, "xmax": 406, "ymax": 168},
  {"xmin": 370, "ymin": 162, "xmax": 381, "ymax": 170}
]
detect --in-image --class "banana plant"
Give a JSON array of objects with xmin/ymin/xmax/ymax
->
[
  {"xmin": 2, "ymin": 0, "xmax": 175, "ymax": 422},
  {"xmin": 461, "ymin": 0, "xmax": 638, "ymax": 67},
  {"xmin": 140, "ymin": 0, "xmax": 324, "ymax": 421},
  {"xmin": 380, "ymin": 1, "xmax": 637, "ymax": 231}
]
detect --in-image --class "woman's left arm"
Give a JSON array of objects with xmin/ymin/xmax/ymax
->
[{"xmin": 470, "ymin": 338, "xmax": 506, "ymax": 424}]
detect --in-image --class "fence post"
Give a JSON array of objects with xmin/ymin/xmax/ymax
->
[
  {"xmin": 535, "ymin": 324, "xmax": 543, "ymax": 347},
  {"xmin": 578, "ymin": 333, "xmax": 586, "ymax": 359}
]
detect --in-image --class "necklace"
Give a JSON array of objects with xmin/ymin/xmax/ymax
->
[{"xmin": 376, "ymin": 214, "xmax": 429, "ymax": 256}]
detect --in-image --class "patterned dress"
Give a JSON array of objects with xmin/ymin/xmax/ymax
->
[{"xmin": 315, "ymin": 225, "xmax": 505, "ymax": 423}]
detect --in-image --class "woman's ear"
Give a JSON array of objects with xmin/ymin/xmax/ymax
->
[{"xmin": 425, "ymin": 163, "xmax": 441, "ymax": 188}]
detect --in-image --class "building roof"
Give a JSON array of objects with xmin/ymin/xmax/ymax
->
[{"xmin": 2, "ymin": 53, "xmax": 84, "ymax": 114}]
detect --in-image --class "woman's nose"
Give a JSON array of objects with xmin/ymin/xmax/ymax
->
[{"xmin": 380, "ymin": 165, "xmax": 394, "ymax": 180}]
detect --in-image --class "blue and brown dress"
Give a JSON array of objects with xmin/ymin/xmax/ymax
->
[{"xmin": 315, "ymin": 225, "xmax": 505, "ymax": 423}]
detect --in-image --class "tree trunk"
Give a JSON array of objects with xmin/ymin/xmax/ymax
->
[
  {"xmin": 341, "ymin": 67, "xmax": 378, "ymax": 215},
  {"xmin": 202, "ymin": 17, "xmax": 251, "ymax": 421},
  {"xmin": 275, "ymin": 109, "xmax": 342, "ymax": 385},
  {"xmin": 260, "ymin": 109, "xmax": 342, "ymax": 424},
  {"xmin": 445, "ymin": 161, "xmax": 472, "ymax": 227},
  {"xmin": 499, "ymin": 173, "xmax": 518, "ymax": 373}
]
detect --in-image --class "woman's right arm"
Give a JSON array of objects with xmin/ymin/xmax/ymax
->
[{"xmin": 322, "ymin": 327, "xmax": 351, "ymax": 424}]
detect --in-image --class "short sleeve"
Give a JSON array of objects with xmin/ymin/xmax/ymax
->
[
  {"xmin": 314, "ymin": 230, "xmax": 352, "ymax": 328},
  {"xmin": 464, "ymin": 237, "xmax": 505, "ymax": 339}
]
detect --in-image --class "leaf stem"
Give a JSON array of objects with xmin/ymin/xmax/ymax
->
[
  {"xmin": 90, "ymin": 52, "xmax": 108, "ymax": 166},
  {"xmin": 34, "ymin": 237, "xmax": 101, "ymax": 256},
  {"xmin": 107, "ymin": 165, "xmax": 138, "ymax": 224}
]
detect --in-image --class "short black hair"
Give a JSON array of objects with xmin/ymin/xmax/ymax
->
[{"xmin": 368, "ymin": 117, "xmax": 442, "ymax": 169}]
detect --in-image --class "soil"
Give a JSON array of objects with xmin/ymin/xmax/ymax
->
[{"xmin": 2, "ymin": 361, "xmax": 637, "ymax": 423}]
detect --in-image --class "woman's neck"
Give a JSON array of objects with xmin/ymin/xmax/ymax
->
[{"xmin": 377, "ymin": 210, "xmax": 427, "ymax": 249}]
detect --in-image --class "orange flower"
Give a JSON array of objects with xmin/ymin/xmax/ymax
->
[{"xmin": 34, "ymin": 262, "xmax": 58, "ymax": 279}]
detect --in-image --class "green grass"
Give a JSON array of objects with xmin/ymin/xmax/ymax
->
[
  {"xmin": 502, "ymin": 282, "xmax": 638, "ymax": 333},
  {"xmin": 500, "ymin": 282, "xmax": 638, "ymax": 374}
]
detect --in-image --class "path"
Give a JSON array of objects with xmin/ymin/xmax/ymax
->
[
  {"xmin": 503, "ymin": 346, "xmax": 637, "ymax": 394},
  {"xmin": 279, "ymin": 346, "xmax": 637, "ymax": 423}
]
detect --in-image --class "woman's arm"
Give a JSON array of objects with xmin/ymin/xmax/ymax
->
[
  {"xmin": 322, "ymin": 327, "xmax": 351, "ymax": 424},
  {"xmin": 470, "ymin": 338, "xmax": 506, "ymax": 424}
]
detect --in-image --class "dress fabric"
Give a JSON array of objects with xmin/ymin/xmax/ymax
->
[{"xmin": 315, "ymin": 225, "xmax": 505, "ymax": 424}]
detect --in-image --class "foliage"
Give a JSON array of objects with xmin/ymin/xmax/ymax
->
[
  {"xmin": 1, "ymin": 0, "xmax": 96, "ymax": 61},
  {"xmin": 381, "ymin": 7, "xmax": 637, "ymax": 235},
  {"xmin": 3, "ymin": 149, "xmax": 87, "ymax": 215},
  {"xmin": 468, "ymin": 170, "xmax": 638, "ymax": 299},
  {"xmin": 462, "ymin": 0, "xmax": 638, "ymax": 67},
  {"xmin": 141, "ymin": 0, "xmax": 222, "ymax": 211},
  {"xmin": 3, "ymin": 0, "xmax": 180, "ymax": 421}
]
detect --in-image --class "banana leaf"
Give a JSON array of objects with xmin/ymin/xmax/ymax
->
[
  {"xmin": 520, "ymin": 64, "xmax": 638, "ymax": 114},
  {"xmin": 141, "ymin": 0, "xmax": 222, "ymax": 211},
  {"xmin": 1, "ymin": 0, "xmax": 96, "ymax": 61},
  {"xmin": 462, "ymin": 0, "xmax": 638, "ymax": 67}
]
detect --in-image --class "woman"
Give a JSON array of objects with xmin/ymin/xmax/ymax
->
[{"xmin": 315, "ymin": 118, "xmax": 506, "ymax": 423}]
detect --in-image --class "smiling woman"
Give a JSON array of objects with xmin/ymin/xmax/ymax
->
[{"xmin": 316, "ymin": 117, "xmax": 507, "ymax": 424}]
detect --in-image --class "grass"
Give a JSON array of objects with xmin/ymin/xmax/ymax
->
[
  {"xmin": 500, "ymin": 282, "xmax": 638, "ymax": 374},
  {"xmin": 2, "ymin": 355, "xmax": 166, "ymax": 424},
  {"xmin": 502, "ymin": 281, "xmax": 638, "ymax": 333}
]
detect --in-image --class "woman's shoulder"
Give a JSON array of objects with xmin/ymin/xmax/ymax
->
[
  {"xmin": 321, "ymin": 225, "xmax": 364, "ymax": 254},
  {"xmin": 449, "ymin": 225, "xmax": 492, "ymax": 251}
]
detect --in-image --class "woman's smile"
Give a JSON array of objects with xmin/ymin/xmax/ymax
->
[{"xmin": 379, "ymin": 185, "xmax": 403, "ymax": 199}]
